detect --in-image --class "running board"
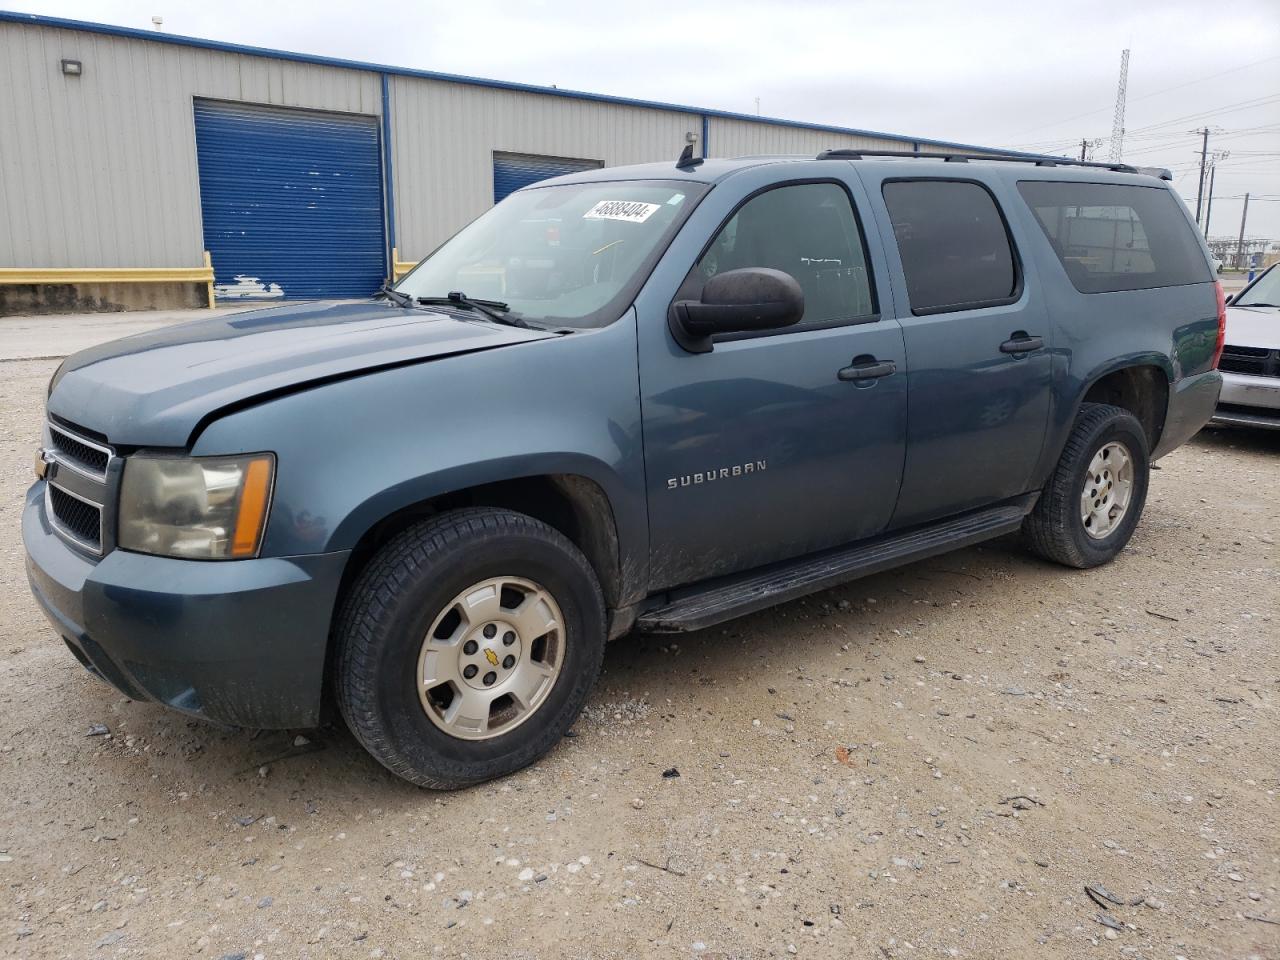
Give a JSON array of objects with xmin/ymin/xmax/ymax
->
[{"xmin": 636, "ymin": 501, "xmax": 1029, "ymax": 633}]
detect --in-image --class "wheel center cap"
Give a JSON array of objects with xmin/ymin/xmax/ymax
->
[{"xmin": 459, "ymin": 621, "xmax": 521, "ymax": 690}]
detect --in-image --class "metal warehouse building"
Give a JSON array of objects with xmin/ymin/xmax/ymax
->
[{"xmin": 0, "ymin": 11, "xmax": 1010, "ymax": 314}]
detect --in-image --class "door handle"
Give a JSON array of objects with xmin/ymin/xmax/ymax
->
[
  {"xmin": 837, "ymin": 358, "xmax": 897, "ymax": 381},
  {"xmin": 999, "ymin": 333, "xmax": 1044, "ymax": 354}
]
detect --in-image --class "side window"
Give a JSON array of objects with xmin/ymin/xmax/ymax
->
[
  {"xmin": 882, "ymin": 180, "xmax": 1019, "ymax": 315},
  {"xmin": 1016, "ymin": 180, "xmax": 1212, "ymax": 293},
  {"xmin": 678, "ymin": 182, "xmax": 876, "ymax": 327}
]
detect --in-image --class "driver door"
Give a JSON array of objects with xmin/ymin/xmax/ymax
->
[{"xmin": 635, "ymin": 166, "xmax": 909, "ymax": 591}]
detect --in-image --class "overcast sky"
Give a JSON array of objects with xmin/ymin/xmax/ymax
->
[{"xmin": 13, "ymin": 0, "xmax": 1280, "ymax": 238}]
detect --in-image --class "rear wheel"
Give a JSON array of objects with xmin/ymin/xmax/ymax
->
[
  {"xmin": 335, "ymin": 507, "xmax": 605, "ymax": 789},
  {"xmin": 1022, "ymin": 403, "xmax": 1150, "ymax": 569}
]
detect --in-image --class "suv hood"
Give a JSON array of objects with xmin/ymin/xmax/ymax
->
[
  {"xmin": 48, "ymin": 300, "xmax": 557, "ymax": 447},
  {"xmin": 1225, "ymin": 304, "xmax": 1280, "ymax": 352}
]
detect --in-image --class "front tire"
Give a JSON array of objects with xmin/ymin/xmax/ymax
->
[
  {"xmin": 1022, "ymin": 403, "xmax": 1150, "ymax": 569},
  {"xmin": 335, "ymin": 507, "xmax": 606, "ymax": 789}
]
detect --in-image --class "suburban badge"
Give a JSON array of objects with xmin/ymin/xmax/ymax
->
[{"xmin": 667, "ymin": 460, "xmax": 767, "ymax": 490}]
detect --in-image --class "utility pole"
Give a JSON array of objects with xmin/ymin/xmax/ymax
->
[
  {"xmin": 1078, "ymin": 138, "xmax": 1103, "ymax": 162},
  {"xmin": 1109, "ymin": 49, "xmax": 1130, "ymax": 163},
  {"xmin": 1194, "ymin": 127, "xmax": 1210, "ymax": 224},
  {"xmin": 1203, "ymin": 151, "xmax": 1229, "ymax": 238},
  {"xmin": 1235, "ymin": 193, "xmax": 1250, "ymax": 270},
  {"xmin": 1203, "ymin": 164, "xmax": 1217, "ymax": 238}
]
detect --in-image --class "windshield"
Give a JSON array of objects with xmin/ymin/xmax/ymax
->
[
  {"xmin": 396, "ymin": 180, "xmax": 706, "ymax": 328},
  {"xmin": 1235, "ymin": 264, "xmax": 1279, "ymax": 308}
]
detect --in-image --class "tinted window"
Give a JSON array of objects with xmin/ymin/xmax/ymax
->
[
  {"xmin": 882, "ymin": 180, "xmax": 1018, "ymax": 314},
  {"xmin": 1017, "ymin": 180, "xmax": 1212, "ymax": 294},
  {"xmin": 678, "ymin": 182, "xmax": 875, "ymax": 326}
]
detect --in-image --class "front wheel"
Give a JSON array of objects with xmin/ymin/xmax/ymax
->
[
  {"xmin": 334, "ymin": 507, "xmax": 606, "ymax": 789},
  {"xmin": 1022, "ymin": 403, "xmax": 1151, "ymax": 569}
]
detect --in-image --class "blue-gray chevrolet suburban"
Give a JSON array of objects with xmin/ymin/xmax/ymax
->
[{"xmin": 24, "ymin": 150, "xmax": 1225, "ymax": 788}]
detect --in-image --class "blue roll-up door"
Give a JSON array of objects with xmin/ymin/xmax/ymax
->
[
  {"xmin": 493, "ymin": 152, "xmax": 602, "ymax": 203},
  {"xmin": 194, "ymin": 99, "xmax": 386, "ymax": 300}
]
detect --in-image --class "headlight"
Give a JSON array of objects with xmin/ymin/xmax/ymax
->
[{"xmin": 118, "ymin": 453, "xmax": 275, "ymax": 560}]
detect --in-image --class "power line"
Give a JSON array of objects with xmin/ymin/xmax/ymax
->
[
  {"xmin": 998, "ymin": 53, "xmax": 1280, "ymax": 140},
  {"xmin": 1003, "ymin": 98, "xmax": 1280, "ymax": 152},
  {"xmin": 1123, "ymin": 94, "xmax": 1280, "ymax": 137}
]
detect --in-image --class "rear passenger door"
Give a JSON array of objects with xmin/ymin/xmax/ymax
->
[{"xmin": 859, "ymin": 172, "xmax": 1053, "ymax": 528}]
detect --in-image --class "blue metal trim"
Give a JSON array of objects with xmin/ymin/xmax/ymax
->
[
  {"xmin": 380, "ymin": 73, "xmax": 396, "ymax": 265},
  {"xmin": 0, "ymin": 10, "xmax": 1057, "ymax": 160},
  {"xmin": 701, "ymin": 114, "xmax": 709, "ymax": 159}
]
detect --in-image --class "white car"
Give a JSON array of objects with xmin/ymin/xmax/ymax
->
[{"xmin": 1213, "ymin": 264, "xmax": 1280, "ymax": 429}]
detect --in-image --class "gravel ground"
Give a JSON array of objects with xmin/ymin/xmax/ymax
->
[{"xmin": 0, "ymin": 354, "xmax": 1277, "ymax": 960}]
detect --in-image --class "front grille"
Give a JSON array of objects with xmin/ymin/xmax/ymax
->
[
  {"xmin": 44, "ymin": 419, "xmax": 113, "ymax": 554},
  {"xmin": 1219, "ymin": 345, "xmax": 1280, "ymax": 379},
  {"xmin": 47, "ymin": 423, "xmax": 111, "ymax": 477},
  {"xmin": 48, "ymin": 484, "xmax": 103, "ymax": 550}
]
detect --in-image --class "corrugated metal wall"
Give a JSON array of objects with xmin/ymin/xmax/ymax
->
[
  {"xmin": 389, "ymin": 77, "xmax": 700, "ymax": 257},
  {"xmin": 0, "ymin": 23, "xmax": 379, "ymax": 269},
  {"xmin": 706, "ymin": 118, "xmax": 906, "ymax": 158},
  {"xmin": 0, "ymin": 18, "xmax": 1004, "ymax": 279}
]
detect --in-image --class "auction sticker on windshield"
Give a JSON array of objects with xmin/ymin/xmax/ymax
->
[{"xmin": 583, "ymin": 200, "xmax": 661, "ymax": 224}]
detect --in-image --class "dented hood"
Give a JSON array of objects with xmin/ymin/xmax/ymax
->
[{"xmin": 47, "ymin": 300, "xmax": 557, "ymax": 447}]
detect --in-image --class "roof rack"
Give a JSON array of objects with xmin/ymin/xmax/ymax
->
[{"xmin": 814, "ymin": 149, "xmax": 1173, "ymax": 181}]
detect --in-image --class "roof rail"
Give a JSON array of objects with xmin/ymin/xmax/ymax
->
[{"xmin": 815, "ymin": 148, "xmax": 1170, "ymax": 180}]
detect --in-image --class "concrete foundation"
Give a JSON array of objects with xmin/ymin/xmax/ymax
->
[{"xmin": 0, "ymin": 282, "xmax": 208, "ymax": 317}]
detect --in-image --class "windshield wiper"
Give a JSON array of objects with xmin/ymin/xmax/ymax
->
[
  {"xmin": 416, "ymin": 291, "xmax": 532, "ymax": 328},
  {"xmin": 1239, "ymin": 302, "xmax": 1277, "ymax": 307},
  {"xmin": 376, "ymin": 283, "xmax": 414, "ymax": 309}
]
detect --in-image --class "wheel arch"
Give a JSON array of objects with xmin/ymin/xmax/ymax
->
[
  {"xmin": 332, "ymin": 468, "xmax": 630, "ymax": 619},
  {"xmin": 1076, "ymin": 360, "xmax": 1171, "ymax": 452}
]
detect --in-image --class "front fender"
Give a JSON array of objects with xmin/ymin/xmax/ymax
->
[
  {"xmin": 328, "ymin": 452, "xmax": 625, "ymax": 553},
  {"xmin": 191, "ymin": 314, "xmax": 647, "ymax": 593}
]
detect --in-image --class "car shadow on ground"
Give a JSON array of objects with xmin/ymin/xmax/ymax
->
[
  {"xmin": 64, "ymin": 532, "xmax": 1052, "ymax": 814},
  {"xmin": 1191, "ymin": 423, "xmax": 1280, "ymax": 455}
]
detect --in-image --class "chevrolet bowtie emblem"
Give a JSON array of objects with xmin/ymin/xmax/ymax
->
[
  {"xmin": 34, "ymin": 448, "xmax": 55, "ymax": 481},
  {"xmin": 484, "ymin": 648, "xmax": 499, "ymax": 667}
]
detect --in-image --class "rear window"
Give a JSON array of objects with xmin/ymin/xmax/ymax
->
[
  {"xmin": 881, "ymin": 180, "xmax": 1019, "ymax": 315},
  {"xmin": 1016, "ymin": 181, "xmax": 1211, "ymax": 294}
]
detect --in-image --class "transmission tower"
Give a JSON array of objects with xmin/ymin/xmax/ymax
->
[{"xmin": 1109, "ymin": 49, "xmax": 1130, "ymax": 163}]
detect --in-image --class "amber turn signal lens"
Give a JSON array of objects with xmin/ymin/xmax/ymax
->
[{"xmin": 231, "ymin": 457, "xmax": 274, "ymax": 557}]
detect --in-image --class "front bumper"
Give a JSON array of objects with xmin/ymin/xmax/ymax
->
[
  {"xmin": 1210, "ymin": 371, "xmax": 1280, "ymax": 429},
  {"xmin": 1151, "ymin": 370, "xmax": 1222, "ymax": 459},
  {"xmin": 22, "ymin": 482, "xmax": 350, "ymax": 729}
]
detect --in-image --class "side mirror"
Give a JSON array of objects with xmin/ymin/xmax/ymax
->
[
  {"xmin": 669, "ymin": 267, "xmax": 804, "ymax": 353},
  {"xmin": 1224, "ymin": 293, "xmax": 1234, "ymax": 305}
]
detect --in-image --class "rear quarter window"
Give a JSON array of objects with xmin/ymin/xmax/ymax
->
[{"xmin": 1016, "ymin": 180, "xmax": 1212, "ymax": 294}]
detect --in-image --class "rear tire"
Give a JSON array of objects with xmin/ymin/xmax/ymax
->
[
  {"xmin": 1022, "ymin": 403, "xmax": 1150, "ymax": 569},
  {"xmin": 335, "ymin": 507, "xmax": 606, "ymax": 789}
]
